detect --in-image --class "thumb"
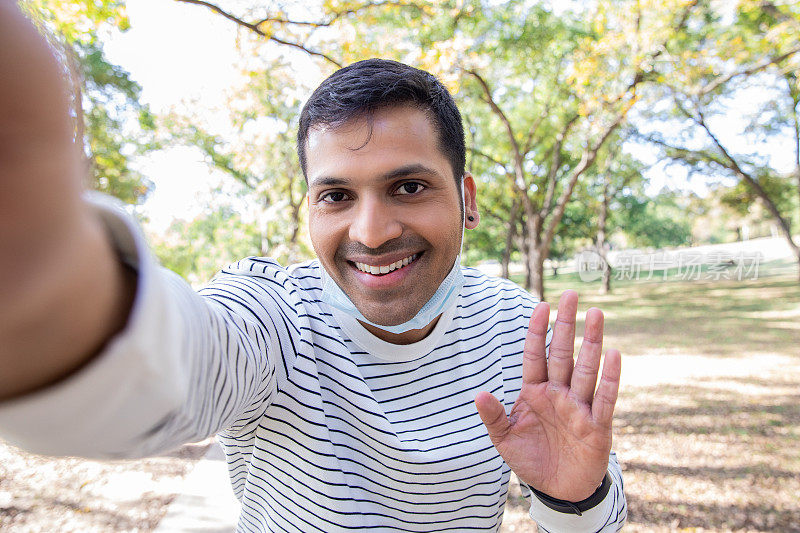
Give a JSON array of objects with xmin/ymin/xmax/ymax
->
[{"xmin": 475, "ymin": 391, "xmax": 510, "ymax": 443}]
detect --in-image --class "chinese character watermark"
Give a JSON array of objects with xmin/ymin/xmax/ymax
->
[{"xmin": 575, "ymin": 250, "xmax": 763, "ymax": 282}]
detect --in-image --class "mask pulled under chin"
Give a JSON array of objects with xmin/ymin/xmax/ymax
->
[{"xmin": 319, "ymin": 257, "xmax": 465, "ymax": 334}]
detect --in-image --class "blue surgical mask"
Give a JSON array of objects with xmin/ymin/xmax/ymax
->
[
  {"xmin": 320, "ymin": 257, "xmax": 465, "ymax": 334},
  {"xmin": 319, "ymin": 182, "xmax": 468, "ymax": 334}
]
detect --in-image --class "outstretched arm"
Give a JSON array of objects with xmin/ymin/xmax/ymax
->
[
  {"xmin": 476, "ymin": 290, "xmax": 623, "ymax": 524},
  {"xmin": 0, "ymin": 0, "xmax": 136, "ymax": 400},
  {"xmin": 0, "ymin": 4, "xmax": 280, "ymax": 460}
]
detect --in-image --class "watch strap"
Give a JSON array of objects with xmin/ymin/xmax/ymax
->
[{"xmin": 527, "ymin": 472, "xmax": 612, "ymax": 516}]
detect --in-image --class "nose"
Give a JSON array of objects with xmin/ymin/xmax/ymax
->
[{"xmin": 348, "ymin": 195, "xmax": 403, "ymax": 249}]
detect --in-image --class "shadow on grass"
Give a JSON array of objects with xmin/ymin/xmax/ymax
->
[
  {"xmin": 623, "ymin": 461, "xmax": 799, "ymax": 481},
  {"xmin": 616, "ymin": 375, "xmax": 800, "ymax": 531},
  {"xmin": 616, "ymin": 383, "xmax": 800, "ymax": 438},
  {"xmin": 566, "ymin": 275, "xmax": 800, "ymax": 357},
  {"xmin": 625, "ymin": 493, "xmax": 799, "ymax": 531}
]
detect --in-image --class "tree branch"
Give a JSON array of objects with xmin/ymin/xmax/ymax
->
[
  {"xmin": 650, "ymin": 102, "xmax": 799, "ymax": 257},
  {"xmin": 466, "ymin": 147, "xmax": 509, "ymax": 171},
  {"xmin": 542, "ymin": 106, "xmax": 631, "ymax": 252},
  {"xmin": 694, "ymin": 106, "xmax": 760, "ymax": 186},
  {"xmin": 698, "ymin": 44, "xmax": 800, "ymax": 96},
  {"xmin": 176, "ymin": 0, "xmax": 263, "ymax": 33},
  {"xmin": 539, "ymin": 114, "xmax": 579, "ymax": 219},
  {"xmin": 267, "ymin": 35, "xmax": 343, "ymax": 67},
  {"xmin": 175, "ymin": 0, "xmax": 344, "ymax": 67},
  {"xmin": 254, "ymin": 1, "xmax": 426, "ymax": 28},
  {"xmin": 521, "ymin": 59, "xmax": 565, "ymax": 155},
  {"xmin": 464, "ymin": 68, "xmax": 528, "ymax": 199},
  {"xmin": 522, "ymin": 103, "xmax": 553, "ymax": 156}
]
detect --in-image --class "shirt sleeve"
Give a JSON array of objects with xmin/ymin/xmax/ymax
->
[
  {"xmin": 522, "ymin": 451, "xmax": 627, "ymax": 532},
  {"xmin": 0, "ymin": 194, "xmax": 278, "ymax": 459}
]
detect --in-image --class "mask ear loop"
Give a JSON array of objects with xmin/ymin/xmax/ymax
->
[{"xmin": 459, "ymin": 176, "xmax": 467, "ymax": 258}]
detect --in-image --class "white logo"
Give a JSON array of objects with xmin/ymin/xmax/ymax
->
[{"xmin": 576, "ymin": 250, "xmax": 605, "ymax": 282}]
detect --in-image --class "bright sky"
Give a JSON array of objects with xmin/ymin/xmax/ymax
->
[
  {"xmin": 103, "ymin": 1, "xmax": 795, "ymax": 235},
  {"xmin": 104, "ymin": 0, "xmax": 243, "ymax": 233}
]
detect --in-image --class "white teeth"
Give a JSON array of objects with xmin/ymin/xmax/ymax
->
[{"xmin": 355, "ymin": 254, "xmax": 418, "ymax": 275}]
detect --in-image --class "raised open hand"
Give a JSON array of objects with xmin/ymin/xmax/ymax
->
[{"xmin": 475, "ymin": 290, "xmax": 621, "ymax": 502}]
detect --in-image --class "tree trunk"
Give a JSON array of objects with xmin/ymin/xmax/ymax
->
[
  {"xmin": 791, "ymin": 92, "xmax": 799, "ymax": 232},
  {"xmin": 794, "ymin": 246, "xmax": 800, "ymax": 282},
  {"xmin": 523, "ymin": 216, "xmax": 546, "ymax": 300},
  {"xmin": 749, "ymin": 179, "xmax": 800, "ymax": 282},
  {"xmin": 522, "ymin": 238, "xmax": 532, "ymax": 291},
  {"xmin": 527, "ymin": 244, "xmax": 545, "ymax": 301},
  {"xmin": 697, "ymin": 109, "xmax": 800, "ymax": 282},
  {"xmin": 601, "ymin": 263, "xmax": 612, "ymax": 294},
  {"xmin": 500, "ymin": 248, "xmax": 511, "ymax": 280},
  {"xmin": 792, "ymin": 92, "xmax": 800, "ymax": 281},
  {"xmin": 597, "ymin": 179, "xmax": 613, "ymax": 294},
  {"xmin": 501, "ymin": 198, "xmax": 520, "ymax": 279},
  {"xmin": 767, "ymin": 200, "xmax": 800, "ymax": 281},
  {"xmin": 259, "ymin": 196, "xmax": 270, "ymax": 257}
]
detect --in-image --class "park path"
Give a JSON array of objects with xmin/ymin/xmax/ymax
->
[{"xmin": 154, "ymin": 442, "xmax": 239, "ymax": 533}]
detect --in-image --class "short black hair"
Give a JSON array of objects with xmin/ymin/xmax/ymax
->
[{"xmin": 297, "ymin": 58, "xmax": 466, "ymax": 183}]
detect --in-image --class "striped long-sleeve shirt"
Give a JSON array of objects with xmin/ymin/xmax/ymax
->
[{"xmin": 0, "ymin": 197, "xmax": 626, "ymax": 532}]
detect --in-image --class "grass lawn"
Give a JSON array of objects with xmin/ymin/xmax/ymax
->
[{"xmin": 500, "ymin": 260, "xmax": 800, "ymax": 532}]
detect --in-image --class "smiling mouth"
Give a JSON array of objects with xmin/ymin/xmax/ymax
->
[{"xmin": 352, "ymin": 253, "xmax": 420, "ymax": 276}]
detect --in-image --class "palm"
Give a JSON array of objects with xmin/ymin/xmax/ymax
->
[{"xmin": 475, "ymin": 291, "xmax": 621, "ymax": 502}]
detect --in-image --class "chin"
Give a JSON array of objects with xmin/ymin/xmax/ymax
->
[{"xmin": 358, "ymin": 302, "xmax": 420, "ymax": 327}]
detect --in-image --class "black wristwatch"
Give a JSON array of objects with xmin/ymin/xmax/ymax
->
[{"xmin": 527, "ymin": 472, "xmax": 612, "ymax": 516}]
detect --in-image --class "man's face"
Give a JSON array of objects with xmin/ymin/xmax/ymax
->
[{"xmin": 306, "ymin": 105, "xmax": 478, "ymax": 329}]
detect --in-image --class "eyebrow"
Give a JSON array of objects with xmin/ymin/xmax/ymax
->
[{"xmin": 308, "ymin": 163, "xmax": 442, "ymax": 188}]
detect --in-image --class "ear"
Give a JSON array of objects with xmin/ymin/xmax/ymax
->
[{"xmin": 463, "ymin": 172, "xmax": 479, "ymax": 229}]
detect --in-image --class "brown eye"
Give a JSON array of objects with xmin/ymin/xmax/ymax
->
[
  {"xmin": 322, "ymin": 191, "xmax": 348, "ymax": 203},
  {"xmin": 396, "ymin": 182, "xmax": 424, "ymax": 195}
]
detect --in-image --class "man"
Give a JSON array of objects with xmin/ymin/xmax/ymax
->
[{"xmin": 0, "ymin": 3, "xmax": 625, "ymax": 531}]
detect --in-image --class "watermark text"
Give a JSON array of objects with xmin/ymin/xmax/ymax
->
[{"xmin": 576, "ymin": 250, "xmax": 762, "ymax": 282}]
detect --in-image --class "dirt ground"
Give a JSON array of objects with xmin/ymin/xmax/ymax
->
[
  {"xmin": 2, "ymin": 271, "xmax": 798, "ymax": 532},
  {"xmin": 0, "ymin": 439, "xmax": 212, "ymax": 532}
]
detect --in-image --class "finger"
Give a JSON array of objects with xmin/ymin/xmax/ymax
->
[
  {"xmin": 522, "ymin": 302, "xmax": 550, "ymax": 384},
  {"xmin": 592, "ymin": 349, "xmax": 621, "ymax": 429},
  {"xmin": 570, "ymin": 307, "xmax": 604, "ymax": 404},
  {"xmin": 547, "ymin": 290, "xmax": 578, "ymax": 385},
  {"xmin": 475, "ymin": 391, "xmax": 511, "ymax": 444}
]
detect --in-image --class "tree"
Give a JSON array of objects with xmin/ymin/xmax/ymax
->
[
  {"xmin": 152, "ymin": 204, "xmax": 263, "ymax": 285},
  {"xmin": 461, "ymin": 115, "xmax": 523, "ymax": 274},
  {"xmin": 172, "ymin": 0, "xmax": 702, "ymax": 300},
  {"xmin": 616, "ymin": 192, "xmax": 693, "ymax": 250},
  {"xmin": 638, "ymin": 0, "xmax": 800, "ymax": 280},
  {"xmin": 444, "ymin": 1, "xmax": 699, "ymax": 299},
  {"xmin": 22, "ymin": 0, "xmax": 156, "ymax": 204},
  {"xmin": 164, "ymin": 59, "xmax": 313, "ymax": 263},
  {"xmin": 579, "ymin": 148, "xmax": 648, "ymax": 294}
]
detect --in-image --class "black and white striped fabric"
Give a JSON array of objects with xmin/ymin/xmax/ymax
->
[
  {"xmin": 0, "ymin": 199, "xmax": 626, "ymax": 532},
  {"xmin": 188, "ymin": 257, "xmax": 626, "ymax": 532}
]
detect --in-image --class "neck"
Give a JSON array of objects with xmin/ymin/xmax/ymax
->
[{"xmin": 360, "ymin": 315, "xmax": 441, "ymax": 344}]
